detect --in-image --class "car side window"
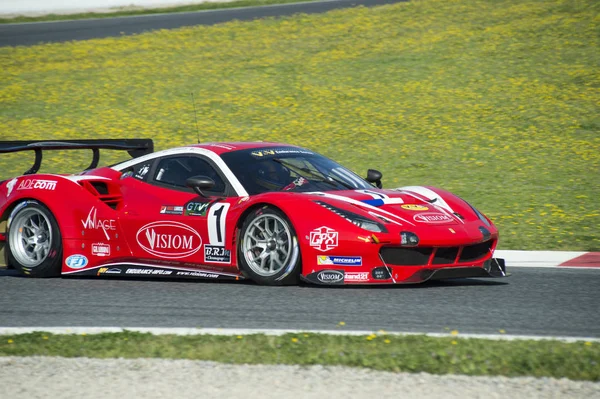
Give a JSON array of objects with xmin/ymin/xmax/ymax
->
[{"xmin": 153, "ymin": 156, "xmax": 226, "ymax": 194}]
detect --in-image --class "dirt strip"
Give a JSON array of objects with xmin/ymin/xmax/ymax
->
[{"xmin": 1, "ymin": 356, "xmax": 598, "ymax": 399}]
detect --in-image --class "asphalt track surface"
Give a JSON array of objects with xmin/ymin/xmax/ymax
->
[
  {"xmin": 0, "ymin": 0, "xmax": 405, "ymax": 47},
  {"xmin": 1, "ymin": 267, "xmax": 599, "ymax": 338}
]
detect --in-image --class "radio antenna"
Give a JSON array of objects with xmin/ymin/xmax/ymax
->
[{"xmin": 191, "ymin": 92, "xmax": 200, "ymax": 144}]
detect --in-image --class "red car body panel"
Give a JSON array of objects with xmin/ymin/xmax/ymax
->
[{"xmin": 0, "ymin": 141, "xmax": 505, "ymax": 284}]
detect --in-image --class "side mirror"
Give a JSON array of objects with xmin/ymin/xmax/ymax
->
[
  {"xmin": 366, "ymin": 169, "xmax": 383, "ymax": 189},
  {"xmin": 186, "ymin": 176, "xmax": 215, "ymax": 198}
]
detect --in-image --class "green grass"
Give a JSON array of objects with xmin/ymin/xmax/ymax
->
[
  {"xmin": 0, "ymin": 0, "xmax": 598, "ymax": 250},
  {"xmin": 1, "ymin": 332, "xmax": 599, "ymax": 380},
  {"xmin": 0, "ymin": 0, "xmax": 319, "ymax": 24}
]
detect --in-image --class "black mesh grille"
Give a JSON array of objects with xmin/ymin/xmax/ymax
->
[
  {"xmin": 380, "ymin": 247, "xmax": 433, "ymax": 266},
  {"xmin": 432, "ymin": 247, "xmax": 459, "ymax": 265},
  {"xmin": 459, "ymin": 241, "xmax": 493, "ymax": 262}
]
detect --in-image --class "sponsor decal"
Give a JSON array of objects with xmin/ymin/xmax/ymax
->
[
  {"xmin": 66, "ymin": 254, "xmax": 88, "ymax": 269},
  {"xmin": 17, "ymin": 179, "xmax": 57, "ymax": 191},
  {"xmin": 449, "ymin": 228, "xmax": 456, "ymax": 234},
  {"xmin": 82, "ymin": 207, "xmax": 116, "ymax": 231},
  {"xmin": 309, "ymin": 226, "xmax": 339, "ymax": 252},
  {"xmin": 176, "ymin": 271, "xmax": 219, "ymax": 278},
  {"xmin": 126, "ymin": 268, "xmax": 172, "ymax": 275},
  {"xmin": 316, "ymin": 270, "xmax": 344, "ymax": 284},
  {"xmin": 345, "ymin": 272, "xmax": 369, "ymax": 282},
  {"xmin": 135, "ymin": 164, "xmax": 150, "ymax": 180},
  {"xmin": 401, "ymin": 204, "xmax": 429, "ymax": 211},
  {"xmin": 185, "ymin": 201, "xmax": 210, "ymax": 216},
  {"xmin": 204, "ymin": 245, "xmax": 231, "ymax": 264},
  {"xmin": 160, "ymin": 205, "xmax": 184, "ymax": 215},
  {"xmin": 136, "ymin": 221, "xmax": 202, "ymax": 259},
  {"xmin": 413, "ymin": 213, "xmax": 454, "ymax": 224},
  {"xmin": 282, "ymin": 177, "xmax": 308, "ymax": 191},
  {"xmin": 250, "ymin": 148, "xmax": 314, "ymax": 158},
  {"xmin": 317, "ymin": 255, "xmax": 362, "ymax": 266},
  {"xmin": 92, "ymin": 243, "xmax": 111, "ymax": 257},
  {"xmin": 237, "ymin": 197, "xmax": 250, "ymax": 205},
  {"xmin": 97, "ymin": 267, "xmax": 121, "ymax": 276},
  {"xmin": 6, "ymin": 178, "xmax": 18, "ymax": 196}
]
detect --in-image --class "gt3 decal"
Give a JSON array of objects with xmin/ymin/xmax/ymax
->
[
  {"xmin": 208, "ymin": 203, "xmax": 230, "ymax": 245},
  {"xmin": 185, "ymin": 201, "xmax": 210, "ymax": 216}
]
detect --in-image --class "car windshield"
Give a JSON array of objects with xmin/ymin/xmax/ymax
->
[{"xmin": 220, "ymin": 147, "xmax": 374, "ymax": 195}]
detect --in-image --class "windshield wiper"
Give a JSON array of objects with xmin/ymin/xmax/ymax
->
[
  {"xmin": 273, "ymin": 158, "xmax": 341, "ymax": 190},
  {"xmin": 324, "ymin": 172, "xmax": 355, "ymax": 190}
]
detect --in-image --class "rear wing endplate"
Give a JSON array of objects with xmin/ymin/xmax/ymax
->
[{"xmin": 0, "ymin": 139, "xmax": 154, "ymax": 175}]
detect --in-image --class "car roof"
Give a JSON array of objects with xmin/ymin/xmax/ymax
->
[{"xmin": 188, "ymin": 142, "xmax": 301, "ymax": 156}]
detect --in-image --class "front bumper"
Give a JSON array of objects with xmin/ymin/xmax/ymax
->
[{"xmin": 301, "ymin": 258, "xmax": 508, "ymax": 285}]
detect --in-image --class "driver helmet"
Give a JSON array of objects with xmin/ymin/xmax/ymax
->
[{"xmin": 255, "ymin": 161, "xmax": 291, "ymax": 190}]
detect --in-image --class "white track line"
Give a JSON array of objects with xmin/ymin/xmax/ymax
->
[{"xmin": 0, "ymin": 327, "xmax": 597, "ymax": 343}]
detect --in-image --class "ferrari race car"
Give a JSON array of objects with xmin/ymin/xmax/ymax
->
[{"xmin": 0, "ymin": 139, "xmax": 506, "ymax": 285}]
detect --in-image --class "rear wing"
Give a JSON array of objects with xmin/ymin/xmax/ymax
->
[{"xmin": 0, "ymin": 139, "xmax": 154, "ymax": 175}]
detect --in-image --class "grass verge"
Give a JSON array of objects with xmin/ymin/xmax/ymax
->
[
  {"xmin": 1, "ymin": 332, "xmax": 599, "ymax": 381},
  {"xmin": 0, "ymin": 0, "xmax": 320, "ymax": 24},
  {"xmin": 0, "ymin": 0, "xmax": 598, "ymax": 250}
]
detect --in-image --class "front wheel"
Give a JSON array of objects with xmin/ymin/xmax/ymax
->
[
  {"xmin": 238, "ymin": 206, "xmax": 301, "ymax": 285},
  {"xmin": 7, "ymin": 201, "xmax": 62, "ymax": 277}
]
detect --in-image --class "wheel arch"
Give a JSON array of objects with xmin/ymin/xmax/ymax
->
[{"xmin": 1, "ymin": 197, "xmax": 44, "ymax": 268}]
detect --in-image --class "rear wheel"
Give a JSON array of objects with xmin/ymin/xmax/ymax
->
[
  {"xmin": 238, "ymin": 206, "xmax": 301, "ymax": 285},
  {"xmin": 7, "ymin": 201, "xmax": 62, "ymax": 277}
]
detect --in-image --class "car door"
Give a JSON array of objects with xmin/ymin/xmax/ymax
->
[{"xmin": 118, "ymin": 154, "xmax": 236, "ymax": 271}]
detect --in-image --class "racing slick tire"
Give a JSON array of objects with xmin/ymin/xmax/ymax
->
[
  {"xmin": 238, "ymin": 206, "xmax": 301, "ymax": 286},
  {"xmin": 6, "ymin": 201, "xmax": 62, "ymax": 278}
]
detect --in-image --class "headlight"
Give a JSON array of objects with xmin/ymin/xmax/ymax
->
[{"xmin": 314, "ymin": 200, "xmax": 388, "ymax": 233}]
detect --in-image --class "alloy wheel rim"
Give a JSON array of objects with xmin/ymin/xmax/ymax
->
[
  {"xmin": 9, "ymin": 208, "xmax": 52, "ymax": 268},
  {"xmin": 242, "ymin": 214, "xmax": 292, "ymax": 277}
]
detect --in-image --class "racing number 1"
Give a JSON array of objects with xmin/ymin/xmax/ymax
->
[{"xmin": 208, "ymin": 203, "xmax": 230, "ymax": 246}]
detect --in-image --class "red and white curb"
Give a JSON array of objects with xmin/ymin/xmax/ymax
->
[
  {"xmin": 0, "ymin": 327, "xmax": 598, "ymax": 343},
  {"xmin": 495, "ymin": 250, "xmax": 600, "ymax": 269}
]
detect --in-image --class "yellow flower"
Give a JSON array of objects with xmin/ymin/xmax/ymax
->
[{"xmin": 291, "ymin": 338, "xmax": 299, "ymax": 343}]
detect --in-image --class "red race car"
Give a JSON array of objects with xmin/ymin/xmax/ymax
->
[{"xmin": 0, "ymin": 139, "xmax": 506, "ymax": 285}]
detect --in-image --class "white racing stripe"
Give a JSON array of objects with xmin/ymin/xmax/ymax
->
[
  {"xmin": 0, "ymin": 327, "xmax": 597, "ymax": 342},
  {"xmin": 309, "ymin": 191, "xmax": 415, "ymax": 226},
  {"xmin": 395, "ymin": 186, "xmax": 454, "ymax": 213}
]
